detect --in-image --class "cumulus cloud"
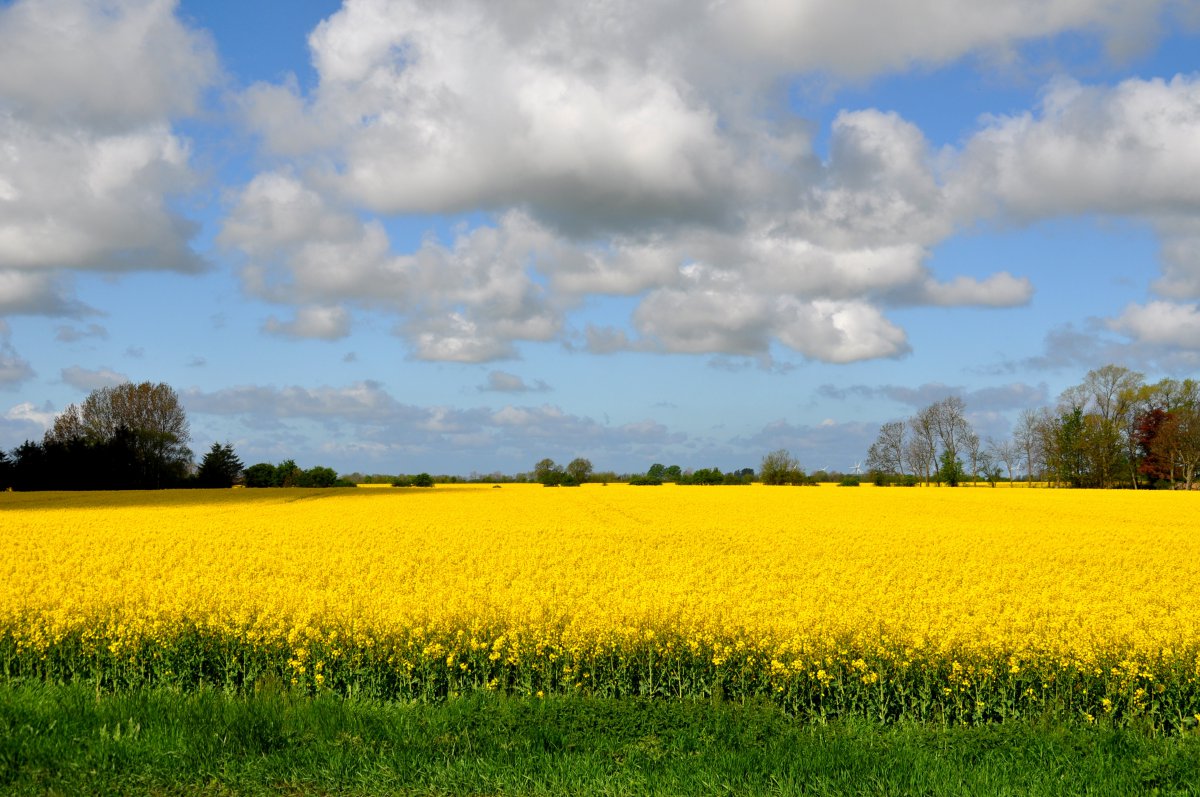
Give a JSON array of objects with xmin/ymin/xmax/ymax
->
[
  {"xmin": 954, "ymin": 75, "xmax": 1200, "ymax": 222},
  {"xmin": 478, "ymin": 371, "xmax": 551, "ymax": 393},
  {"xmin": 1109, "ymin": 301, "xmax": 1200, "ymax": 348},
  {"xmin": 60, "ymin": 366, "xmax": 129, "ymax": 392},
  {"xmin": 221, "ymin": 174, "xmax": 561, "ymax": 362},
  {"xmin": 221, "ymin": 1, "xmax": 1200, "ymax": 365},
  {"xmin": 711, "ymin": 0, "xmax": 1178, "ymax": 80},
  {"xmin": 263, "ymin": 305, "xmax": 351, "ymax": 340},
  {"xmin": 0, "ymin": 0, "xmax": 214, "ymax": 315},
  {"xmin": 0, "ymin": 341, "xmax": 34, "ymax": 388},
  {"xmin": 4, "ymin": 400, "xmax": 55, "ymax": 430}
]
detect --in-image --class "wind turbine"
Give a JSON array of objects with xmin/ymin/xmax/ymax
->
[{"xmin": 852, "ymin": 461, "xmax": 862, "ymax": 475}]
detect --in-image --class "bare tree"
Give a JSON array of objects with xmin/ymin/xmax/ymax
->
[
  {"xmin": 987, "ymin": 436, "xmax": 1019, "ymax": 483},
  {"xmin": 906, "ymin": 407, "xmax": 938, "ymax": 485},
  {"xmin": 865, "ymin": 420, "xmax": 906, "ymax": 476},
  {"xmin": 1014, "ymin": 408, "xmax": 1041, "ymax": 485},
  {"xmin": 963, "ymin": 431, "xmax": 981, "ymax": 485},
  {"xmin": 930, "ymin": 396, "xmax": 972, "ymax": 468}
]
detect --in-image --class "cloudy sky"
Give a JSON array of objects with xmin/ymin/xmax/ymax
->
[{"xmin": 3, "ymin": 0, "xmax": 1200, "ymax": 475}]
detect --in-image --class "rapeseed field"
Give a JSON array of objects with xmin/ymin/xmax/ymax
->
[{"xmin": 2, "ymin": 484, "xmax": 1197, "ymax": 728}]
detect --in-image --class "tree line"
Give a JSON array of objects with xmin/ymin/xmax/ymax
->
[
  {"xmin": 3, "ymin": 366, "xmax": 1197, "ymax": 492},
  {"xmin": 864, "ymin": 365, "xmax": 1200, "ymax": 489},
  {"xmin": 0, "ymin": 382, "xmax": 347, "ymax": 491}
]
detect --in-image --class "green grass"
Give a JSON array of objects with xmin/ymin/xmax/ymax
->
[{"xmin": 2, "ymin": 682, "xmax": 1199, "ymax": 796}]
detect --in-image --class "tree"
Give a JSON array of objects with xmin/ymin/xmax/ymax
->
[
  {"xmin": 1014, "ymin": 408, "xmax": 1042, "ymax": 485},
  {"xmin": 963, "ymin": 431, "xmax": 981, "ymax": 485},
  {"xmin": 196, "ymin": 442, "xmax": 243, "ymax": 488},
  {"xmin": 647, "ymin": 463, "xmax": 666, "ymax": 481},
  {"xmin": 566, "ymin": 457, "xmax": 593, "ymax": 484},
  {"xmin": 43, "ymin": 381, "xmax": 192, "ymax": 489},
  {"xmin": 987, "ymin": 436, "xmax": 1018, "ymax": 483},
  {"xmin": 905, "ymin": 406, "xmax": 938, "ymax": 485},
  {"xmin": 276, "ymin": 459, "xmax": 301, "ymax": 487},
  {"xmin": 1079, "ymin": 365, "xmax": 1143, "ymax": 488},
  {"xmin": 760, "ymin": 449, "xmax": 801, "ymax": 485},
  {"xmin": 297, "ymin": 466, "xmax": 338, "ymax": 488},
  {"xmin": 243, "ymin": 462, "xmax": 277, "ymax": 488},
  {"xmin": 534, "ymin": 458, "xmax": 564, "ymax": 486},
  {"xmin": 1157, "ymin": 406, "xmax": 1200, "ymax": 489},
  {"xmin": 937, "ymin": 449, "xmax": 964, "ymax": 487},
  {"xmin": 663, "ymin": 465, "xmax": 683, "ymax": 482},
  {"xmin": 865, "ymin": 421, "xmax": 906, "ymax": 476},
  {"xmin": 930, "ymin": 396, "xmax": 973, "ymax": 479}
]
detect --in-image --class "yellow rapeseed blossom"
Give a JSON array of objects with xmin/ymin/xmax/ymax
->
[{"xmin": 1, "ymin": 484, "xmax": 1197, "ymax": 727}]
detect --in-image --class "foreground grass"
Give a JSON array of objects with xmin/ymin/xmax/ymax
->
[{"xmin": 2, "ymin": 684, "xmax": 1199, "ymax": 796}]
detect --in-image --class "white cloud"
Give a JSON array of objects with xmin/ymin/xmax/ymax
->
[
  {"xmin": 711, "ymin": 0, "xmax": 1178, "ymax": 80},
  {"xmin": 0, "ymin": 0, "xmax": 214, "ymax": 315},
  {"xmin": 0, "ymin": 0, "xmax": 215, "ymax": 129},
  {"xmin": 915, "ymin": 273, "xmax": 1034, "ymax": 307},
  {"xmin": 263, "ymin": 305, "xmax": 351, "ymax": 340},
  {"xmin": 221, "ymin": 174, "xmax": 562, "ymax": 362},
  {"xmin": 60, "ymin": 366, "xmax": 129, "ymax": 392},
  {"xmin": 227, "ymin": 2, "xmax": 1200, "ymax": 365},
  {"xmin": 1109, "ymin": 301, "xmax": 1200, "ymax": 348},
  {"xmin": 4, "ymin": 400, "xmax": 55, "ymax": 429},
  {"xmin": 478, "ymin": 370, "xmax": 550, "ymax": 393},
  {"xmin": 954, "ymin": 75, "xmax": 1200, "ymax": 222}
]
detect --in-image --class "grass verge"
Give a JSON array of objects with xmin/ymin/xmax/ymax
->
[{"xmin": 1, "ymin": 682, "xmax": 1198, "ymax": 795}]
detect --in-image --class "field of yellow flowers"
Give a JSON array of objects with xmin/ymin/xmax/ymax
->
[{"xmin": 2, "ymin": 484, "xmax": 1198, "ymax": 728}]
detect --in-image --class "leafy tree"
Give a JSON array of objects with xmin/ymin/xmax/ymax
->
[
  {"xmin": 44, "ymin": 381, "xmax": 192, "ymax": 489},
  {"xmin": 1135, "ymin": 407, "xmax": 1172, "ymax": 483},
  {"xmin": 647, "ymin": 463, "xmax": 666, "ymax": 481},
  {"xmin": 760, "ymin": 449, "xmax": 801, "ymax": 485},
  {"xmin": 297, "ymin": 466, "xmax": 338, "ymax": 488},
  {"xmin": 243, "ymin": 463, "xmax": 277, "ymax": 488},
  {"xmin": 937, "ymin": 449, "xmax": 964, "ymax": 487},
  {"xmin": 276, "ymin": 459, "xmax": 301, "ymax": 487},
  {"xmin": 1157, "ymin": 406, "xmax": 1200, "ymax": 489},
  {"xmin": 663, "ymin": 465, "xmax": 682, "ymax": 482},
  {"xmin": 411, "ymin": 472, "xmax": 435, "ymax": 487},
  {"xmin": 196, "ymin": 442, "xmax": 243, "ymax": 488},
  {"xmin": 566, "ymin": 457, "xmax": 593, "ymax": 484},
  {"xmin": 534, "ymin": 458, "xmax": 564, "ymax": 486}
]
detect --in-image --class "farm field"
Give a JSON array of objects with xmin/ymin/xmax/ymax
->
[{"xmin": 2, "ymin": 484, "xmax": 1199, "ymax": 730}]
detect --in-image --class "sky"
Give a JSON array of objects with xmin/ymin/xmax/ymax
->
[{"xmin": 3, "ymin": 0, "xmax": 1200, "ymax": 476}]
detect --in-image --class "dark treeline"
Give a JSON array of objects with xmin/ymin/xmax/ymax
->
[{"xmin": 0, "ymin": 383, "xmax": 341, "ymax": 492}]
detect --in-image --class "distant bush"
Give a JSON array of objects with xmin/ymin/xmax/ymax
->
[{"xmin": 838, "ymin": 476, "xmax": 861, "ymax": 487}]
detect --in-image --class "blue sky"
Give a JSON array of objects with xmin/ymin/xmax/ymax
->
[{"xmin": 3, "ymin": 0, "xmax": 1200, "ymax": 476}]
